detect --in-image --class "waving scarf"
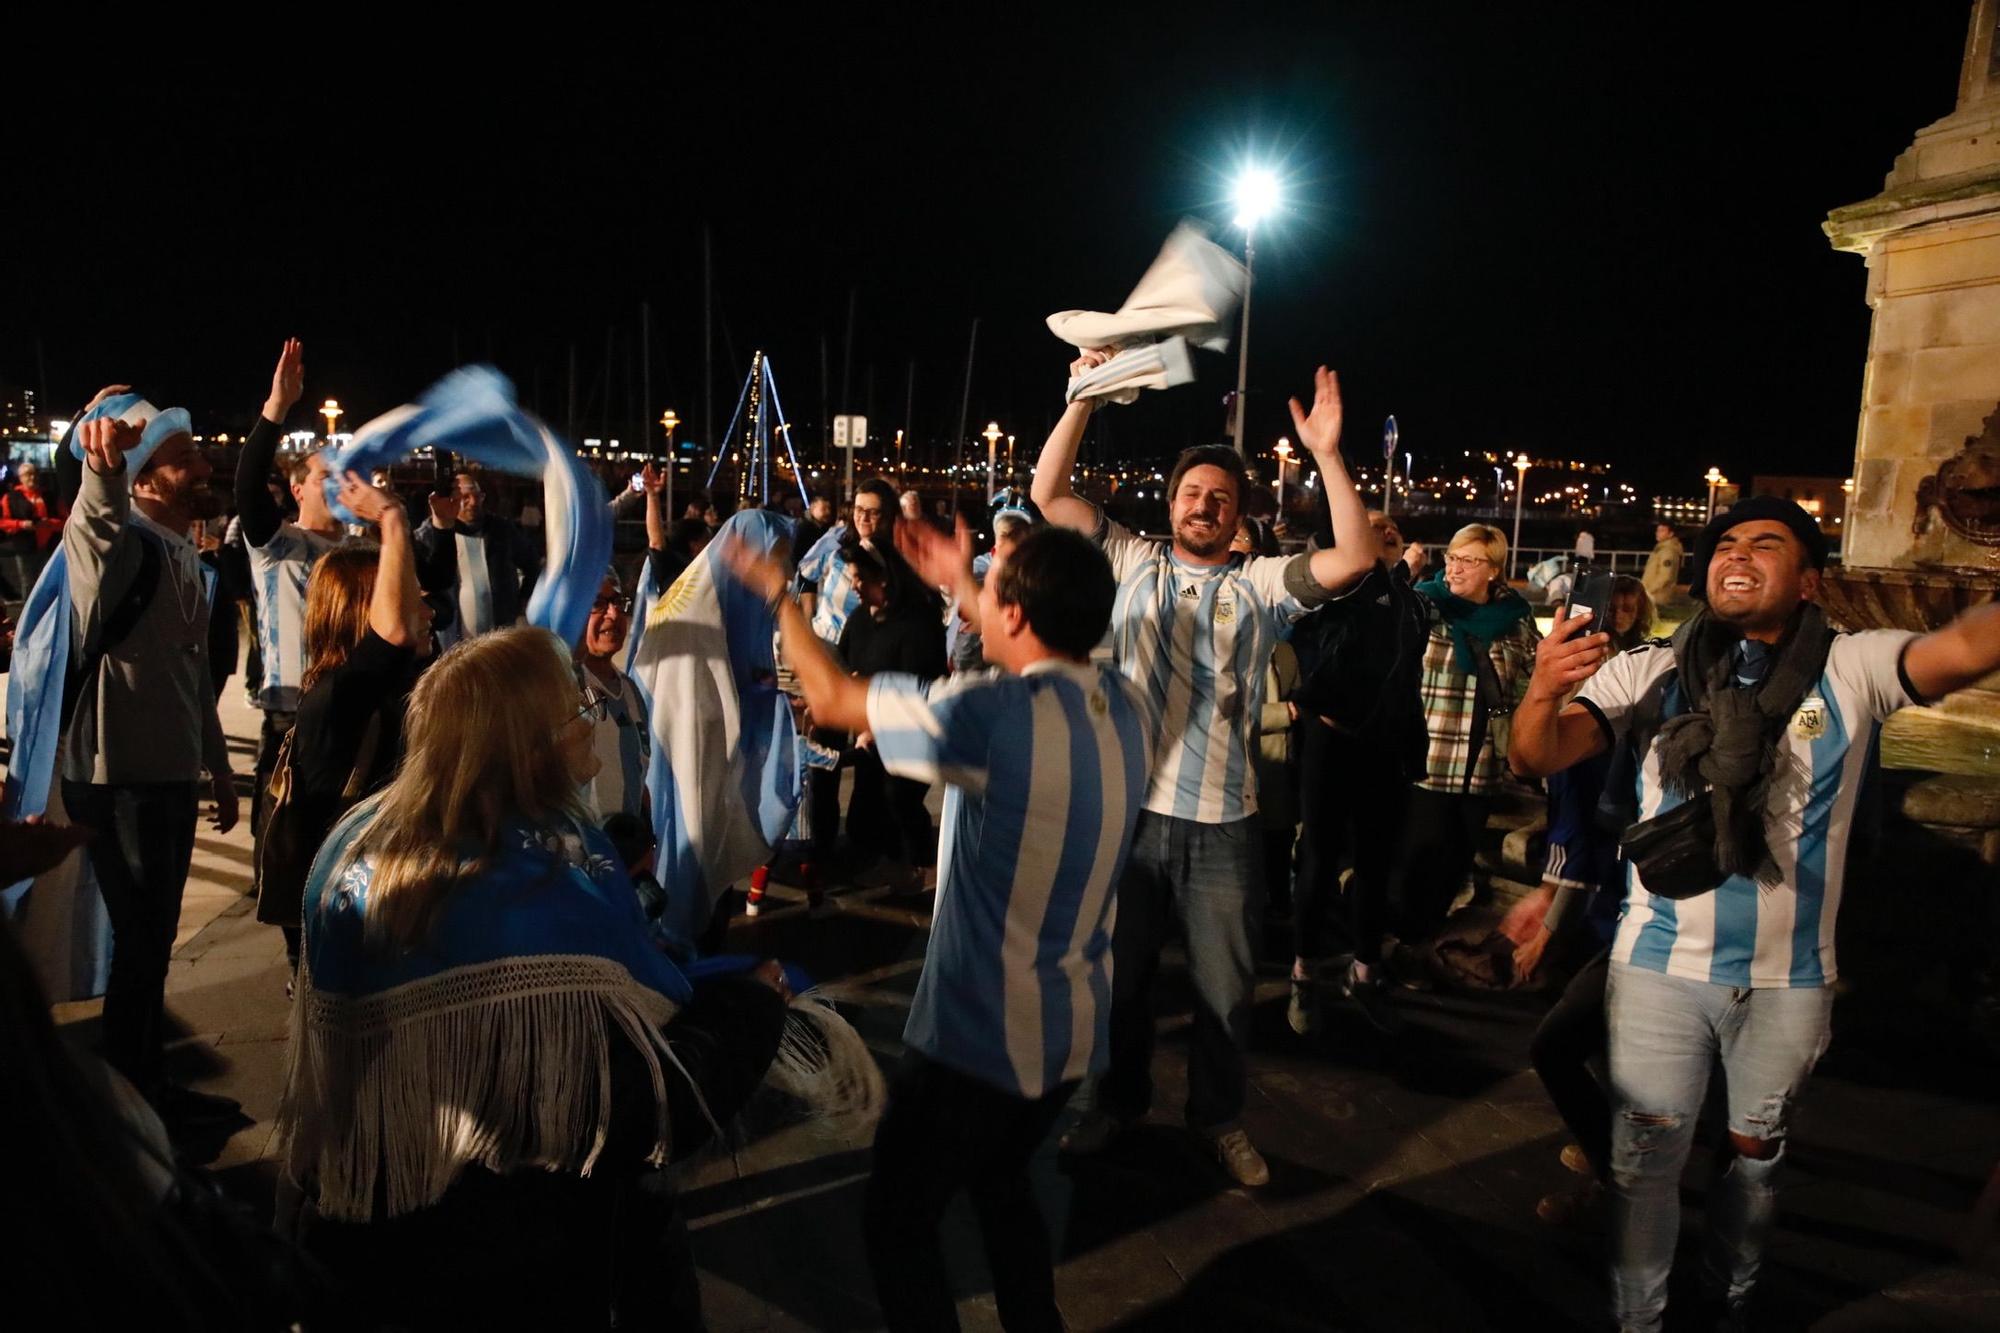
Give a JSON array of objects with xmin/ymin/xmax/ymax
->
[
  {"xmin": 321, "ymin": 367, "xmax": 608, "ymax": 648},
  {"xmin": 1414, "ymin": 575, "xmax": 1534, "ymax": 674}
]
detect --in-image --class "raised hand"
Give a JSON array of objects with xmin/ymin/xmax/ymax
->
[
  {"xmin": 1525, "ymin": 604, "xmax": 1612, "ymax": 703},
  {"xmin": 337, "ymin": 470, "xmax": 402, "ymax": 525},
  {"xmin": 720, "ymin": 535, "xmax": 790, "ymax": 605},
  {"xmin": 264, "ymin": 338, "xmax": 304, "ymax": 422},
  {"xmin": 894, "ymin": 514, "xmax": 973, "ymax": 592},
  {"xmin": 1286, "ymin": 365, "xmax": 1345, "ymax": 458},
  {"xmin": 77, "ymin": 417, "xmax": 144, "ymax": 475},
  {"xmin": 1069, "ymin": 345, "xmax": 1117, "ymax": 381},
  {"xmin": 426, "ymin": 493, "xmax": 458, "ymax": 530},
  {"xmin": 641, "ymin": 461, "xmax": 667, "ymax": 495},
  {"xmin": 81, "ymin": 384, "xmax": 133, "ymax": 415}
]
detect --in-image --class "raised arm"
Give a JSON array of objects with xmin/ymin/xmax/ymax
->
[
  {"xmin": 1287, "ymin": 366, "xmax": 1379, "ymax": 594},
  {"xmin": 1508, "ymin": 605, "xmax": 1614, "ymax": 779},
  {"xmin": 235, "ymin": 339, "xmax": 304, "ymax": 548},
  {"xmin": 1903, "ymin": 603, "xmax": 2000, "ymax": 702},
  {"xmin": 337, "ymin": 472, "xmax": 423, "ymax": 647},
  {"xmin": 641, "ymin": 461, "xmax": 667, "ymax": 553},
  {"xmin": 723, "ymin": 538, "xmax": 870, "ymax": 734},
  {"xmin": 1029, "ymin": 349, "xmax": 1115, "ymax": 534}
]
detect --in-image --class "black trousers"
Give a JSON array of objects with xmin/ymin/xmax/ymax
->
[
  {"xmin": 1292, "ymin": 721, "xmax": 1411, "ymax": 961},
  {"xmin": 1530, "ymin": 948, "xmax": 1611, "ymax": 1180},
  {"xmin": 866, "ymin": 1051, "xmax": 1077, "ymax": 1333},
  {"xmin": 61, "ymin": 780, "xmax": 200, "ymax": 1099},
  {"xmin": 1385, "ymin": 786, "xmax": 1489, "ymax": 944},
  {"xmin": 307, "ymin": 976, "xmax": 789, "ymax": 1331}
]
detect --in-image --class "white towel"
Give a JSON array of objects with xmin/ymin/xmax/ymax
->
[
  {"xmin": 1063, "ymin": 337, "xmax": 1197, "ymax": 406},
  {"xmin": 1047, "ymin": 222, "xmax": 1247, "ymax": 405}
]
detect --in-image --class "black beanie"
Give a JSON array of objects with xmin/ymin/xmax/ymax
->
[{"xmin": 1687, "ymin": 496, "xmax": 1829, "ymax": 602}]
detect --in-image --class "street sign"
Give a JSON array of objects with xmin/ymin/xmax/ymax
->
[
  {"xmin": 1382, "ymin": 414, "xmax": 1399, "ymax": 459},
  {"xmin": 833, "ymin": 415, "xmax": 867, "ymax": 502}
]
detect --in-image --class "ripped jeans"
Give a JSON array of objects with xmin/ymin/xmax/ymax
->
[{"xmin": 1604, "ymin": 963, "xmax": 1833, "ymax": 1332}]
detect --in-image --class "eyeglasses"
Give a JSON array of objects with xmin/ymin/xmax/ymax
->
[
  {"xmin": 592, "ymin": 595, "xmax": 634, "ymax": 615},
  {"xmin": 572, "ymin": 687, "xmax": 612, "ymax": 725},
  {"xmin": 1443, "ymin": 553, "xmax": 1493, "ymax": 570},
  {"xmin": 853, "ymin": 504, "xmax": 885, "ymax": 518}
]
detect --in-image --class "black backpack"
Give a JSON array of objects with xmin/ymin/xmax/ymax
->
[{"xmin": 1288, "ymin": 562, "xmax": 1432, "ymax": 782}]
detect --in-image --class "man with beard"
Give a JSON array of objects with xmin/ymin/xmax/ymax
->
[
  {"xmin": 1034, "ymin": 355, "xmax": 1379, "ymax": 1186},
  {"xmin": 65, "ymin": 410, "xmax": 240, "ymax": 1131},
  {"xmin": 1513, "ymin": 496, "xmax": 2000, "ymax": 1331},
  {"xmin": 234, "ymin": 339, "xmax": 343, "ymax": 891}
]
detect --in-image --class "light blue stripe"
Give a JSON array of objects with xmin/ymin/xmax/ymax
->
[
  {"xmin": 1215, "ymin": 581, "xmax": 1258, "ymax": 821},
  {"xmin": 1706, "ymin": 873, "xmax": 1759, "ymax": 986},
  {"xmin": 1036, "ymin": 680, "xmax": 1104, "ymax": 1091},
  {"xmin": 1627, "ymin": 672, "xmax": 1684, "ymax": 974},
  {"xmin": 1171, "ymin": 576, "xmax": 1224, "ymax": 820},
  {"xmin": 1788, "ymin": 678, "xmax": 1847, "ymax": 985}
]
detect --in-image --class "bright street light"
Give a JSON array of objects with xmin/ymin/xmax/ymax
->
[
  {"xmin": 1704, "ymin": 466, "xmax": 1728, "ymax": 522},
  {"xmin": 1229, "ymin": 166, "xmax": 1284, "ymax": 458},
  {"xmin": 320, "ymin": 398, "xmax": 342, "ymax": 440},
  {"xmin": 983, "ymin": 421, "xmax": 1003, "ymax": 495},
  {"xmin": 1511, "ymin": 454, "xmax": 1532, "ymax": 580}
]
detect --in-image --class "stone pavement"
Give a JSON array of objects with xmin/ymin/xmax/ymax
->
[{"xmin": 31, "ymin": 688, "xmax": 2000, "ymax": 1330}]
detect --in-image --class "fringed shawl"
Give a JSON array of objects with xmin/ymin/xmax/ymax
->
[{"xmin": 276, "ymin": 802, "xmax": 696, "ymax": 1222}]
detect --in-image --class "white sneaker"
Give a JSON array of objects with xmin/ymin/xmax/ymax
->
[{"xmin": 1209, "ymin": 1128, "xmax": 1270, "ymax": 1187}]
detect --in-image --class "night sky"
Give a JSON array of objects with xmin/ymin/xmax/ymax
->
[{"xmin": 1, "ymin": 7, "xmax": 1974, "ymax": 494}]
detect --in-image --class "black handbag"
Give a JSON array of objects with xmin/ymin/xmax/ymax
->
[
  {"xmin": 1617, "ymin": 797, "xmax": 1722, "ymax": 901},
  {"xmin": 254, "ymin": 715, "xmax": 381, "ymax": 928}
]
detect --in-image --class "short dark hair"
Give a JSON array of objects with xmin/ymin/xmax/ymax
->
[
  {"xmin": 991, "ymin": 526, "xmax": 1115, "ymax": 657},
  {"xmin": 1165, "ymin": 445, "xmax": 1247, "ymax": 510}
]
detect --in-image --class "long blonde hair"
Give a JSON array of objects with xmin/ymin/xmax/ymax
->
[
  {"xmin": 301, "ymin": 544, "xmax": 378, "ymax": 693},
  {"xmin": 351, "ymin": 626, "xmax": 592, "ymax": 949}
]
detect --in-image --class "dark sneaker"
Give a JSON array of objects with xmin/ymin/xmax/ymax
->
[
  {"xmin": 1209, "ymin": 1128, "xmax": 1270, "ymax": 1187},
  {"xmin": 1059, "ymin": 1109, "xmax": 1123, "ymax": 1156},
  {"xmin": 1340, "ymin": 961, "xmax": 1404, "ymax": 1035},
  {"xmin": 1535, "ymin": 1180, "xmax": 1603, "ymax": 1228}
]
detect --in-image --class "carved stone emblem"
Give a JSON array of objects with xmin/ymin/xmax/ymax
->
[{"xmin": 1915, "ymin": 405, "xmax": 2000, "ymax": 545}]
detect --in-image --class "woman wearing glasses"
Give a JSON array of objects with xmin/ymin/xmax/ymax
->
[{"xmin": 1384, "ymin": 523, "xmax": 1540, "ymax": 979}]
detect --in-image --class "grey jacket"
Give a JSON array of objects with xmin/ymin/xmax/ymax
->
[{"xmin": 61, "ymin": 463, "xmax": 231, "ymax": 786}]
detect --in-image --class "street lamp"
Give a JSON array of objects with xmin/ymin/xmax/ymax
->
[
  {"xmin": 1511, "ymin": 454, "xmax": 1531, "ymax": 580},
  {"xmin": 1704, "ymin": 466, "xmax": 1736, "ymax": 520},
  {"xmin": 1493, "ymin": 465, "xmax": 1505, "ymax": 520},
  {"xmin": 983, "ymin": 421, "xmax": 1002, "ymax": 496},
  {"xmin": 895, "ymin": 428, "xmax": 906, "ymax": 482},
  {"xmin": 1273, "ymin": 436, "xmax": 1293, "ymax": 502},
  {"xmin": 1230, "ymin": 166, "xmax": 1282, "ymax": 457},
  {"xmin": 1006, "ymin": 434, "xmax": 1017, "ymax": 487},
  {"xmin": 320, "ymin": 398, "xmax": 342, "ymax": 441}
]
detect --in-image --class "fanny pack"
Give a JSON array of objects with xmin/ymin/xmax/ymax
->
[{"xmin": 1617, "ymin": 798, "xmax": 1721, "ymax": 901}]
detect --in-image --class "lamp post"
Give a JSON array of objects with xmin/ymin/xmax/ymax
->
[
  {"xmin": 1493, "ymin": 465, "xmax": 1505, "ymax": 520},
  {"xmin": 1381, "ymin": 415, "xmax": 1400, "ymax": 518},
  {"xmin": 659, "ymin": 408, "xmax": 680, "ymax": 516},
  {"xmin": 320, "ymin": 398, "xmax": 342, "ymax": 442},
  {"xmin": 1006, "ymin": 434, "xmax": 1016, "ymax": 487},
  {"xmin": 1511, "ymin": 454, "xmax": 1531, "ymax": 580},
  {"xmin": 1230, "ymin": 167, "xmax": 1281, "ymax": 457},
  {"xmin": 895, "ymin": 428, "xmax": 906, "ymax": 483},
  {"xmin": 1704, "ymin": 466, "xmax": 1726, "ymax": 522},
  {"xmin": 1273, "ymin": 436, "xmax": 1293, "ymax": 503},
  {"xmin": 983, "ymin": 421, "xmax": 1002, "ymax": 497}
]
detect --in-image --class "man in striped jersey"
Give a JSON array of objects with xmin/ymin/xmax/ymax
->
[
  {"xmin": 1035, "ymin": 356, "xmax": 1380, "ymax": 1186},
  {"xmin": 1513, "ymin": 496, "xmax": 2000, "ymax": 1332},
  {"xmin": 795, "ymin": 477, "xmax": 895, "ymax": 645},
  {"xmin": 726, "ymin": 521, "xmax": 1152, "ymax": 1331},
  {"xmin": 233, "ymin": 340, "xmax": 344, "ymax": 886},
  {"xmin": 413, "ymin": 468, "xmax": 542, "ymax": 647}
]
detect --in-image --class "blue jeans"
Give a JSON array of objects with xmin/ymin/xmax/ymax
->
[
  {"xmin": 1098, "ymin": 813, "xmax": 1260, "ymax": 1134},
  {"xmin": 1604, "ymin": 962, "xmax": 1833, "ymax": 1332}
]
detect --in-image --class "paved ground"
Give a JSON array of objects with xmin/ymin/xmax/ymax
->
[{"xmin": 29, "ymin": 686, "xmax": 2000, "ymax": 1330}]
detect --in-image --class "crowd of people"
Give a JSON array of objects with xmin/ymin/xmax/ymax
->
[{"xmin": 3, "ymin": 335, "xmax": 1999, "ymax": 1333}]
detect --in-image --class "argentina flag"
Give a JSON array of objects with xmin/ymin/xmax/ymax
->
[
  {"xmin": 4, "ymin": 393, "xmax": 183, "ymax": 1001},
  {"xmin": 322, "ymin": 366, "xmax": 610, "ymax": 648},
  {"xmin": 632, "ymin": 509, "xmax": 801, "ymax": 946}
]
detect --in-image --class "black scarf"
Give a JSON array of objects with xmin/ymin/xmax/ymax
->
[{"xmin": 1651, "ymin": 603, "xmax": 1836, "ymax": 886}]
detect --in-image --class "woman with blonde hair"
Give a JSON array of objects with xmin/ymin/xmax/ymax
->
[
  {"xmin": 1386, "ymin": 523, "xmax": 1540, "ymax": 973},
  {"xmin": 278, "ymin": 621, "xmax": 872, "ymax": 1328}
]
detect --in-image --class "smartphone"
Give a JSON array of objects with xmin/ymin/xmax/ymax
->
[
  {"xmin": 630, "ymin": 470, "xmax": 646, "ymax": 493},
  {"xmin": 1566, "ymin": 561, "xmax": 1616, "ymax": 629}
]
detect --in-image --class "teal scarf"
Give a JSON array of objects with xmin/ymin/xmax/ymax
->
[{"xmin": 1415, "ymin": 576, "xmax": 1533, "ymax": 674}]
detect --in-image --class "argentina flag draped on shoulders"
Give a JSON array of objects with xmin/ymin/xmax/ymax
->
[
  {"xmin": 3, "ymin": 393, "xmax": 187, "ymax": 1001},
  {"xmin": 632, "ymin": 509, "xmax": 801, "ymax": 947},
  {"xmin": 321, "ymin": 365, "xmax": 610, "ymax": 648}
]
